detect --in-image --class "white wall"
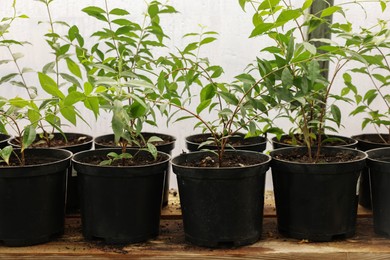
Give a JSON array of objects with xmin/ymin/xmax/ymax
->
[{"xmin": 1, "ymin": 0, "xmax": 389, "ymax": 190}]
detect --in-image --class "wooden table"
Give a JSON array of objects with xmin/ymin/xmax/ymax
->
[{"xmin": 0, "ymin": 190, "xmax": 388, "ymax": 259}]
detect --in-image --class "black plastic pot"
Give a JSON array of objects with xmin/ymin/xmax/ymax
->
[
  {"xmin": 270, "ymin": 146, "xmax": 367, "ymax": 241},
  {"xmin": 352, "ymin": 134, "xmax": 390, "ymax": 209},
  {"xmin": 172, "ymin": 150, "xmax": 271, "ymax": 248},
  {"xmin": 0, "ymin": 148, "xmax": 72, "ymax": 246},
  {"xmin": 0, "ymin": 134, "xmax": 11, "ymax": 149},
  {"xmin": 94, "ymin": 133, "xmax": 175, "ymax": 207},
  {"xmin": 185, "ymin": 133, "xmax": 267, "ymax": 152},
  {"xmin": 9, "ymin": 132, "xmax": 93, "ymax": 213},
  {"xmin": 72, "ymin": 148, "xmax": 170, "ymax": 244},
  {"xmin": 367, "ymin": 147, "xmax": 390, "ymax": 237},
  {"xmin": 272, "ymin": 134, "xmax": 357, "ymax": 149}
]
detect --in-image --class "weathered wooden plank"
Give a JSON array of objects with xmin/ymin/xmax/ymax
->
[{"xmin": 0, "ymin": 191, "xmax": 382, "ymax": 258}]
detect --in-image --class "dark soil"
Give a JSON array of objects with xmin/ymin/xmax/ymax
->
[
  {"xmin": 97, "ymin": 135, "xmax": 174, "ymax": 147},
  {"xmin": 0, "ymin": 154, "xmax": 58, "ymax": 167},
  {"xmin": 358, "ymin": 134, "xmax": 390, "ymax": 144},
  {"xmin": 80, "ymin": 153, "xmax": 167, "ymax": 167},
  {"xmin": 278, "ymin": 134, "xmax": 353, "ymax": 146},
  {"xmin": 273, "ymin": 150, "xmax": 363, "ymax": 163},
  {"xmin": 181, "ymin": 153, "xmax": 266, "ymax": 168},
  {"xmin": 189, "ymin": 135, "xmax": 258, "ymax": 147},
  {"xmin": 11, "ymin": 135, "xmax": 90, "ymax": 148}
]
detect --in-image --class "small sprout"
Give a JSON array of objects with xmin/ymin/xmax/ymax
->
[{"xmin": 99, "ymin": 151, "xmax": 133, "ymax": 166}]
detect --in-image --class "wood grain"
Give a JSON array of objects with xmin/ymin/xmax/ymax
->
[{"xmin": 0, "ymin": 190, "xmax": 385, "ymax": 259}]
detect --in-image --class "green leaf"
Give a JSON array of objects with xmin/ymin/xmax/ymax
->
[
  {"xmin": 302, "ymin": 42, "xmax": 316, "ymax": 55},
  {"xmin": 276, "ymin": 9, "xmax": 302, "ymax": 26},
  {"xmin": 302, "ymin": 0, "xmax": 313, "ymax": 10},
  {"xmin": 199, "ymin": 37, "xmax": 217, "ymax": 46},
  {"xmin": 68, "ymin": 25, "xmax": 79, "ymax": 41},
  {"xmin": 331, "ymin": 104, "xmax": 341, "ymax": 127},
  {"xmin": 9, "ymin": 97, "xmax": 29, "ymax": 108},
  {"xmin": 148, "ymin": 3, "xmax": 159, "ymax": 18},
  {"xmin": 66, "ymin": 58, "xmax": 82, "ymax": 78},
  {"xmin": 363, "ymin": 89, "xmax": 377, "ymax": 105},
  {"xmin": 350, "ymin": 105, "xmax": 366, "ymax": 116},
  {"xmin": 146, "ymin": 143, "xmax": 158, "ymax": 160},
  {"xmin": 112, "ymin": 100, "xmax": 124, "ymax": 143},
  {"xmin": 109, "ymin": 8, "xmax": 130, "ymax": 16},
  {"xmin": 84, "ymin": 82, "xmax": 93, "ymax": 95},
  {"xmin": 60, "ymin": 104, "xmax": 77, "ymax": 125},
  {"xmin": 183, "ymin": 42, "xmax": 198, "ymax": 54},
  {"xmin": 82, "ymin": 6, "xmax": 107, "ymax": 22},
  {"xmin": 219, "ymin": 92, "xmax": 239, "ymax": 105},
  {"xmin": 281, "ymin": 68, "xmax": 293, "ymax": 87},
  {"xmin": 64, "ymin": 91, "xmax": 85, "ymax": 106},
  {"xmin": 235, "ymin": 73, "xmax": 256, "ymax": 84},
  {"xmin": 380, "ymin": 0, "xmax": 387, "ymax": 12},
  {"xmin": 197, "ymin": 99, "xmax": 212, "ymax": 114},
  {"xmin": 147, "ymin": 136, "xmax": 163, "ymax": 144},
  {"xmin": 27, "ymin": 109, "xmax": 41, "ymax": 126},
  {"xmin": 22, "ymin": 125, "xmax": 36, "ymax": 151},
  {"xmin": 38, "ymin": 72, "xmax": 65, "ymax": 99},
  {"xmin": 250, "ymin": 23, "xmax": 274, "ymax": 38},
  {"xmin": 200, "ymin": 84, "xmax": 216, "ymax": 101},
  {"xmin": 320, "ymin": 6, "xmax": 341, "ymax": 18},
  {"xmin": 84, "ymin": 97, "xmax": 99, "ymax": 119},
  {"xmin": 0, "ymin": 146, "xmax": 13, "ymax": 165},
  {"xmin": 239, "ymin": 0, "xmax": 247, "ymax": 11},
  {"xmin": 0, "ymin": 73, "xmax": 18, "ymax": 84}
]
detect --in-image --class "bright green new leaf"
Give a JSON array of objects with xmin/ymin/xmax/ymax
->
[
  {"xmin": 64, "ymin": 91, "xmax": 85, "ymax": 106},
  {"xmin": 276, "ymin": 9, "xmax": 301, "ymax": 26},
  {"xmin": 38, "ymin": 72, "xmax": 65, "ymax": 99},
  {"xmin": 320, "ymin": 6, "xmax": 341, "ymax": 18},
  {"xmin": 250, "ymin": 23, "xmax": 274, "ymax": 38},
  {"xmin": 302, "ymin": 0, "xmax": 313, "ymax": 10}
]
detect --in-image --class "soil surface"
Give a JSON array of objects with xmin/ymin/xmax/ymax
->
[
  {"xmin": 189, "ymin": 135, "xmax": 260, "ymax": 147},
  {"xmin": 1, "ymin": 155, "xmax": 58, "ymax": 167},
  {"xmin": 181, "ymin": 153, "xmax": 267, "ymax": 168},
  {"xmin": 358, "ymin": 134, "xmax": 390, "ymax": 144},
  {"xmin": 273, "ymin": 150, "xmax": 363, "ymax": 163},
  {"xmin": 80, "ymin": 153, "xmax": 168, "ymax": 167},
  {"xmin": 278, "ymin": 134, "xmax": 354, "ymax": 146},
  {"xmin": 12, "ymin": 135, "xmax": 90, "ymax": 148},
  {"xmin": 96, "ymin": 135, "xmax": 174, "ymax": 147}
]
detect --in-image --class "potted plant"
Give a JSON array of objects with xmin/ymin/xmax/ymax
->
[
  {"xmin": 0, "ymin": 2, "xmax": 73, "ymax": 246},
  {"xmin": 239, "ymin": 0, "xmax": 380, "ymax": 241},
  {"xmin": 344, "ymin": 20, "xmax": 390, "ymax": 209},
  {"xmin": 70, "ymin": 0, "xmax": 178, "ymax": 208},
  {"xmin": 71, "ymin": 0, "xmax": 176, "ymax": 243},
  {"xmin": 155, "ymin": 25, "xmax": 275, "ymax": 247},
  {"xmin": 1, "ymin": 0, "xmax": 95, "ymax": 213}
]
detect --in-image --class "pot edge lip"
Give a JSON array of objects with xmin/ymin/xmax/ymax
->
[
  {"xmin": 0, "ymin": 148, "xmax": 73, "ymax": 169},
  {"xmin": 72, "ymin": 147, "xmax": 171, "ymax": 168},
  {"xmin": 367, "ymin": 147, "xmax": 390, "ymax": 164},
  {"xmin": 171, "ymin": 150, "xmax": 271, "ymax": 170},
  {"xmin": 352, "ymin": 133, "xmax": 390, "ymax": 145},
  {"xmin": 270, "ymin": 146, "xmax": 368, "ymax": 165}
]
